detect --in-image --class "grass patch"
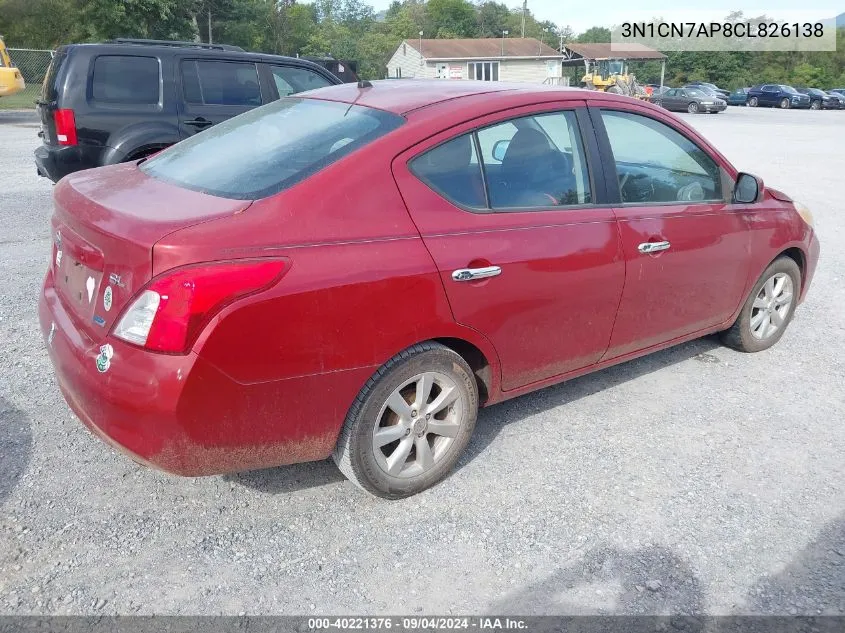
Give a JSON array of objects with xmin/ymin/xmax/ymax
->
[{"xmin": 0, "ymin": 85, "xmax": 40, "ymax": 110}]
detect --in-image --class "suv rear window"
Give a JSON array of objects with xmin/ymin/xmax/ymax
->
[
  {"xmin": 41, "ymin": 50, "xmax": 67, "ymax": 102},
  {"xmin": 92, "ymin": 55, "xmax": 160, "ymax": 104},
  {"xmin": 141, "ymin": 98, "xmax": 404, "ymax": 199}
]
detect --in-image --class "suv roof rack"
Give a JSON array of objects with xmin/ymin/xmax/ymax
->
[{"xmin": 109, "ymin": 38, "xmax": 245, "ymax": 52}]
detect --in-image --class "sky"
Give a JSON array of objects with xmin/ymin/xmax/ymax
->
[{"xmin": 363, "ymin": 0, "xmax": 843, "ymax": 36}]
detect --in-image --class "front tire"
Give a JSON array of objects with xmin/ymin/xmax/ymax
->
[
  {"xmin": 720, "ymin": 257, "xmax": 801, "ymax": 353},
  {"xmin": 333, "ymin": 342, "xmax": 478, "ymax": 499},
  {"xmin": 810, "ymin": 99, "xmax": 821, "ymax": 110},
  {"xmin": 780, "ymin": 97, "xmax": 790, "ymax": 109},
  {"xmin": 687, "ymin": 102, "xmax": 699, "ymax": 113}
]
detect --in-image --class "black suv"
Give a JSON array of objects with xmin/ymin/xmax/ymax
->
[{"xmin": 35, "ymin": 39, "xmax": 342, "ymax": 182}]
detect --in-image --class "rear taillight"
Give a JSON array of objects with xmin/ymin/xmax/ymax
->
[
  {"xmin": 113, "ymin": 259, "xmax": 289, "ymax": 353},
  {"xmin": 54, "ymin": 109, "xmax": 77, "ymax": 146}
]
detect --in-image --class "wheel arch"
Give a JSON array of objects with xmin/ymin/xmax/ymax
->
[
  {"xmin": 433, "ymin": 337, "xmax": 493, "ymax": 406},
  {"xmin": 778, "ymin": 246, "xmax": 806, "ymax": 291}
]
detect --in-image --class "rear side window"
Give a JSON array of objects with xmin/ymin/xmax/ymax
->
[
  {"xmin": 181, "ymin": 60, "xmax": 261, "ymax": 106},
  {"xmin": 270, "ymin": 65, "xmax": 333, "ymax": 97},
  {"xmin": 92, "ymin": 56, "xmax": 160, "ymax": 104},
  {"xmin": 141, "ymin": 98, "xmax": 404, "ymax": 199},
  {"xmin": 410, "ymin": 135, "xmax": 486, "ymax": 208},
  {"xmin": 411, "ymin": 110, "xmax": 592, "ymax": 211}
]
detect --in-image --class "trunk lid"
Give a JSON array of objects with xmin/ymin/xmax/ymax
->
[{"xmin": 51, "ymin": 163, "xmax": 250, "ymax": 341}]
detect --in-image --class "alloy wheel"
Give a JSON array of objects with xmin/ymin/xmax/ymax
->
[
  {"xmin": 780, "ymin": 98, "xmax": 790, "ymax": 109},
  {"xmin": 750, "ymin": 273, "xmax": 794, "ymax": 340},
  {"xmin": 372, "ymin": 371, "xmax": 464, "ymax": 478},
  {"xmin": 688, "ymin": 102, "xmax": 699, "ymax": 113}
]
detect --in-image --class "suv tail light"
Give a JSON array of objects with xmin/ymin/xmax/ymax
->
[
  {"xmin": 113, "ymin": 259, "xmax": 289, "ymax": 353},
  {"xmin": 54, "ymin": 109, "xmax": 77, "ymax": 146}
]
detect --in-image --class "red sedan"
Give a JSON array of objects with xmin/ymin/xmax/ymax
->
[{"xmin": 39, "ymin": 81, "xmax": 819, "ymax": 498}]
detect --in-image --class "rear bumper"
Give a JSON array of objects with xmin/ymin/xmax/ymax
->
[
  {"xmin": 39, "ymin": 269, "xmax": 366, "ymax": 476},
  {"xmin": 35, "ymin": 143, "xmax": 101, "ymax": 183}
]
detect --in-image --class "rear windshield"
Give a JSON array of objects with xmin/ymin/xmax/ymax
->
[
  {"xmin": 141, "ymin": 98, "xmax": 404, "ymax": 200},
  {"xmin": 41, "ymin": 50, "xmax": 67, "ymax": 102}
]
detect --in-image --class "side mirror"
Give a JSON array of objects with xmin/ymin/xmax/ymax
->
[
  {"xmin": 492, "ymin": 139, "xmax": 510, "ymax": 162},
  {"xmin": 734, "ymin": 172, "xmax": 764, "ymax": 204}
]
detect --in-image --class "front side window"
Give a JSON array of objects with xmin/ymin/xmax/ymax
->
[
  {"xmin": 410, "ymin": 109, "xmax": 591, "ymax": 211},
  {"xmin": 270, "ymin": 65, "xmax": 333, "ymax": 97},
  {"xmin": 142, "ymin": 98, "xmax": 404, "ymax": 199},
  {"xmin": 92, "ymin": 56, "xmax": 160, "ymax": 104},
  {"xmin": 467, "ymin": 61, "xmax": 499, "ymax": 81},
  {"xmin": 181, "ymin": 60, "xmax": 261, "ymax": 106},
  {"xmin": 600, "ymin": 110, "xmax": 722, "ymax": 204}
]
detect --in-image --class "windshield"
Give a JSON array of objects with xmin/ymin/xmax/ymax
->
[
  {"xmin": 781, "ymin": 85, "xmax": 798, "ymax": 94},
  {"xmin": 141, "ymin": 98, "xmax": 404, "ymax": 200},
  {"xmin": 686, "ymin": 89, "xmax": 707, "ymax": 98}
]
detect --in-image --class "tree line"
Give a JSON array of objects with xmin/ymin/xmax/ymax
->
[{"xmin": 1, "ymin": 0, "xmax": 843, "ymax": 88}]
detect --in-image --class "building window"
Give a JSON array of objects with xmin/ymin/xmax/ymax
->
[{"xmin": 467, "ymin": 61, "xmax": 499, "ymax": 81}]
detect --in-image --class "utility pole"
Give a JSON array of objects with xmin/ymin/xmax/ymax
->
[
  {"xmin": 208, "ymin": 7, "xmax": 212, "ymax": 45},
  {"xmin": 501, "ymin": 30, "xmax": 509, "ymax": 56},
  {"xmin": 521, "ymin": 0, "xmax": 527, "ymax": 38}
]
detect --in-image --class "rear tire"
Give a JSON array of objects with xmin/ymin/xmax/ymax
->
[
  {"xmin": 333, "ymin": 342, "xmax": 478, "ymax": 499},
  {"xmin": 748, "ymin": 97, "xmax": 758, "ymax": 107},
  {"xmin": 720, "ymin": 257, "xmax": 801, "ymax": 353}
]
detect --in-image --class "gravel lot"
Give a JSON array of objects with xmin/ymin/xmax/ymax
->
[{"xmin": 0, "ymin": 106, "xmax": 843, "ymax": 617}]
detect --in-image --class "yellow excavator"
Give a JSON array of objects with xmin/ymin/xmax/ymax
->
[
  {"xmin": 582, "ymin": 59, "xmax": 647, "ymax": 99},
  {"xmin": 0, "ymin": 36, "xmax": 26, "ymax": 98}
]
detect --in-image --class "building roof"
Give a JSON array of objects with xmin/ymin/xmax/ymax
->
[
  {"xmin": 301, "ymin": 80, "xmax": 592, "ymax": 115},
  {"xmin": 563, "ymin": 42, "xmax": 665, "ymax": 60},
  {"xmin": 407, "ymin": 37, "xmax": 562, "ymax": 60}
]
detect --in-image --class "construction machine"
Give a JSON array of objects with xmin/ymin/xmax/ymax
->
[
  {"xmin": 582, "ymin": 59, "xmax": 647, "ymax": 99},
  {"xmin": 0, "ymin": 36, "xmax": 26, "ymax": 98}
]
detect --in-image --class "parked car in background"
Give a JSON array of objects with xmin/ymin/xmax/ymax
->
[
  {"xmin": 829, "ymin": 88, "xmax": 845, "ymax": 98},
  {"xmin": 727, "ymin": 87, "xmax": 750, "ymax": 106},
  {"xmin": 39, "ymin": 81, "xmax": 819, "ymax": 498},
  {"xmin": 655, "ymin": 87, "xmax": 726, "ymax": 113},
  {"xmin": 0, "ymin": 36, "xmax": 25, "ymax": 98},
  {"xmin": 686, "ymin": 82, "xmax": 730, "ymax": 99},
  {"xmin": 824, "ymin": 91, "xmax": 844, "ymax": 109},
  {"xmin": 34, "ymin": 39, "xmax": 342, "ymax": 183},
  {"xmin": 795, "ymin": 87, "xmax": 839, "ymax": 110},
  {"xmin": 746, "ymin": 84, "xmax": 811, "ymax": 109}
]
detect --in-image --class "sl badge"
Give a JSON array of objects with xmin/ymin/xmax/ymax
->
[{"xmin": 96, "ymin": 344, "xmax": 114, "ymax": 373}]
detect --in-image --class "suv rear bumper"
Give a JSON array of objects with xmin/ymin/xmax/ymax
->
[{"xmin": 35, "ymin": 143, "xmax": 101, "ymax": 183}]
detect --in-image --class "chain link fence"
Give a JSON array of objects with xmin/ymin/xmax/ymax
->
[{"xmin": 2, "ymin": 49, "xmax": 54, "ymax": 109}]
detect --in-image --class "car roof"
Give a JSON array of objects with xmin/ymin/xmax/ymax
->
[
  {"xmin": 297, "ymin": 80, "xmax": 625, "ymax": 114},
  {"xmin": 59, "ymin": 42, "xmax": 318, "ymax": 67}
]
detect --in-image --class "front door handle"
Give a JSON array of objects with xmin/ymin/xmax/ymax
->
[
  {"xmin": 638, "ymin": 241, "xmax": 671, "ymax": 254},
  {"xmin": 452, "ymin": 266, "xmax": 502, "ymax": 282},
  {"xmin": 183, "ymin": 117, "xmax": 213, "ymax": 128}
]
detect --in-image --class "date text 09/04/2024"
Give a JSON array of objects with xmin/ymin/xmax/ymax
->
[{"xmin": 308, "ymin": 618, "xmax": 528, "ymax": 630}]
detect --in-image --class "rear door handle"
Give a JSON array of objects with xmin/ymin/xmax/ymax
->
[
  {"xmin": 638, "ymin": 241, "xmax": 671, "ymax": 254},
  {"xmin": 183, "ymin": 117, "xmax": 213, "ymax": 128},
  {"xmin": 452, "ymin": 266, "xmax": 502, "ymax": 282}
]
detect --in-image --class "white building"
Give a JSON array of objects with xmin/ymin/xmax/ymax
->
[{"xmin": 386, "ymin": 37, "xmax": 566, "ymax": 85}]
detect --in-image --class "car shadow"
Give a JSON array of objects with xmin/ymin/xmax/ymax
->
[
  {"xmin": 227, "ymin": 336, "xmax": 722, "ymax": 495},
  {"xmin": 460, "ymin": 335, "xmax": 723, "ymax": 468},
  {"xmin": 489, "ymin": 543, "xmax": 705, "ymax": 620},
  {"xmin": 0, "ymin": 395, "xmax": 33, "ymax": 507},
  {"xmin": 744, "ymin": 513, "xmax": 845, "ymax": 615}
]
